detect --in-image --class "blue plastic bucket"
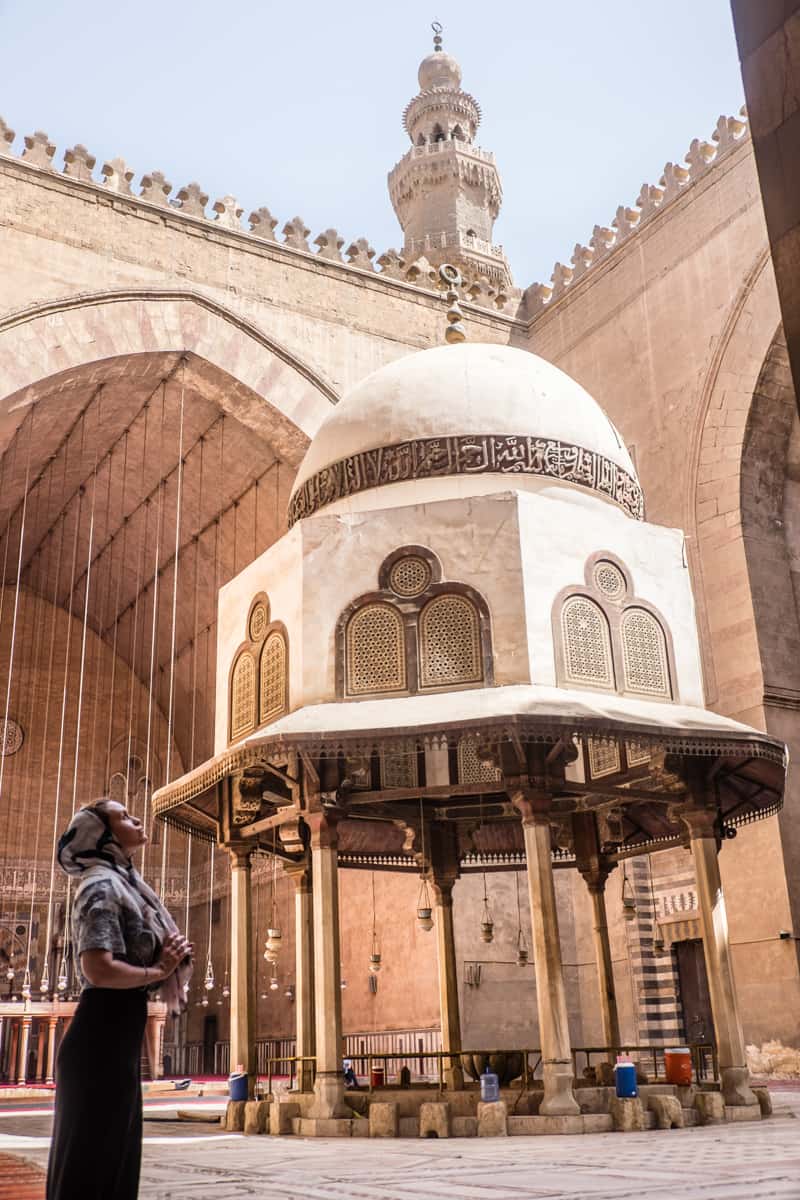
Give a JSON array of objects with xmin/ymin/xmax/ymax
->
[
  {"xmin": 614, "ymin": 1062, "xmax": 638, "ymax": 1098},
  {"xmin": 480, "ymin": 1071, "xmax": 500, "ymax": 1103},
  {"xmin": 229, "ymin": 1072, "xmax": 248, "ymax": 1102}
]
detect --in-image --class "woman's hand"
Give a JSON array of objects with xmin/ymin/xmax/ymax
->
[{"xmin": 152, "ymin": 932, "xmax": 192, "ymax": 981}]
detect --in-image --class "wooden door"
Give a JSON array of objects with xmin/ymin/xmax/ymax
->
[
  {"xmin": 202, "ymin": 1014, "xmax": 218, "ymax": 1076},
  {"xmin": 674, "ymin": 938, "xmax": 714, "ymax": 1045}
]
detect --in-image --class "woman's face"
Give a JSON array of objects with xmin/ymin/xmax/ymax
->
[{"xmin": 103, "ymin": 801, "xmax": 147, "ymax": 855}]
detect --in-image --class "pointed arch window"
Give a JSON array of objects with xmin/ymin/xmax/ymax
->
[
  {"xmin": 560, "ymin": 596, "xmax": 614, "ymax": 688},
  {"xmin": 230, "ymin": 652, "xmax": 257, "ymax": 741},
  {"xmin": 260, "ymin": 630, "xmax": 288, "ymax": 725},
  {"xmin": 346, "ymin": 603, "xmax": 406, "ymax": 697},
  {"xmin": 419, "ymin": 594, "xmax": 483, "ymax": 689},
  {"xmin": 620, "ymin": 607, "xmax": 671, "ymax": 698}
]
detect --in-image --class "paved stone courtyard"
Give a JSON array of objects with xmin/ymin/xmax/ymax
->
[{"xmin": 1, "ymin": 1090, "xmax": 799, "ymax": 1199}]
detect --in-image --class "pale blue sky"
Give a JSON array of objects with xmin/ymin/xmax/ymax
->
[{"xmin": 1, "ymin": 0, "xmax": 744, "ymax": 288}]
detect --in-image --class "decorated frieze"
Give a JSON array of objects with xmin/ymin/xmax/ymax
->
[{"xmin": 288, "ymin": 433, "xmax": 645, "ymax": 525}]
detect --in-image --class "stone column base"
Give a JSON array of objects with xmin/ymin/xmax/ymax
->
[
  {"xmin": 311, "ymin": 1071, "xmax": 348, "ymax": 1119},
  {"xmin": 298, "ymin": 1117, "xmax": 353, "ymax": 1137},
  {"xmin": 721, "ymin": 1065, "xmax": 757, "ymax": 1107},
  {"xmin": 540, "ymin": 1062, "xmax": 580, "ymax": 1117}
]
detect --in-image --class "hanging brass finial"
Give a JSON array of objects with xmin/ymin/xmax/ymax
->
[
  {"xmin": 439, "ymin": 263, "xmax": 466, "ymax": 344},
  {"xmin": 432, "ymin": 20, "xmax": 443, "ymax": 51}
]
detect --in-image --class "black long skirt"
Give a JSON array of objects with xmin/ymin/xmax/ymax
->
[{"xmin": 46, "ymin": 987, "xmax": 147, "ymax": 1200}]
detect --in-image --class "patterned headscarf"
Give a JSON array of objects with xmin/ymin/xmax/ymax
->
[{"xmin": 58, "ymin": 804, "xmax": 191, "ymax": 1016}]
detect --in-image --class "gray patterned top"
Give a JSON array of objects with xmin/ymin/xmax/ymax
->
[{"xmin": 72, "ymin": 877, "xmax": 159, "ymax": 990}]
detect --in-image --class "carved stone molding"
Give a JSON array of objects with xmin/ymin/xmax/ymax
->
[{"xmin": 288, "ymin": 433, "xmax": 644, "ymax": 526}]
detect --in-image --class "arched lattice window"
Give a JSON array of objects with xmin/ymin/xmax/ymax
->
[
  {"xmin": 560, "ymin": 596, "xmax": 614, "ymax": 688},
  {"xmin": 419, "ymin": 594, "xmax": 483, "ymax": 689},
  {"xmin": 620, "ymin": 608, "xmax": 671, "ymax": 698},
  {"xmin": 346, "ymin": 604, "xmax": 406, "ymax": 696},
  {"xmin": 260, "ymin": 630, "xmax": 288, "ymax": 725},
  {"xmin": 230, "ymin": 652, "xmax": 257, "ymax": 740}
]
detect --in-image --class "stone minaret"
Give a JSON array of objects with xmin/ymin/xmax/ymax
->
[{"xmin": 388, "ymin": 26, "xmax": 511, "ymax": 287}]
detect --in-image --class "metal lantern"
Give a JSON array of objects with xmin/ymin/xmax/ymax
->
[
  {"xmin": 21, "ymin": 969, "xmax": 31, "ymax": 1001},
  {"xmin": 514, "ymin": 875, "xmax": 528, "ymax": 966},
  {"xmin": 57, "ymin": 966, "xmax": 68, "ymax": 993},
  {"xmin": 269, "ymin": 976, "xmax": 279, "ymax": 991},
  {"xmin": 653, "ymin": 925, "xmax": 667, "ymax": 955},
  {"xmin": 39, "ymin": 963, "xmax": 50, "ymax": 995},
  {"xmin": 369, "ymin": 952, "xmax": 382, "ymax": 975},
  {"xmin": 416, "ymin": 875, "xmax": 434, "ymax": 932},
  {"xmin": 621, "ymin": 874, "xmax": 636, "ymax": 922},
  {"xmin": 5, "ymin": 967, "xmax": 14, "ymax": 983},
  {"xmin": 222, "ymin": 970, "xmax": 230, "ymax": 999},
  {"xmin": 480, "ymin": 873, "xmax": 494, "ymax": 943},
  {"xmin": 201, "ymin": 995, "xmax": 209, "ymax": 1007},
  {"xmin": 264, "ymin": 927, "xmax": 282, "ymax": 964},
  {"xmin": 204, "ymin": 958, "xmax": 215, "ymax": 991}
]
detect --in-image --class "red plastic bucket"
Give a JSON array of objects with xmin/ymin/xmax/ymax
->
[{"xmin": 664, "ymin": 1048, "xmax": 692, "ymax": 1085}]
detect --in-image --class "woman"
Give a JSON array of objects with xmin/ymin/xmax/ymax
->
[{"xmin": 46, "ymin": 799, "xmax": 193, "ymax": 1200}]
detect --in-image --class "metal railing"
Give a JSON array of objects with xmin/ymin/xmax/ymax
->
[
  {"xmin": 261, "ymin": 1054, "xmax": 317, "ymax": 1097},
  {"xmin": 176, "ymin": 1041, "xmax": 720, "ymax": 1094},
  {"xmin": 573, "ymin": 1043, "xmax": 718, "ymax": 1084}
]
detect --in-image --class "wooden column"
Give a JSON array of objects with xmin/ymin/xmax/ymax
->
[
  {"xmin": 7, "ymin": 1020, "xmax": 19, "ymax": 1084},
  {"xmin": 228, "ymin": 844, "xmax": 256, "ymax": 1095},
  {"xmin": 307, "ymin": 811, "xmax": 347, "ymax": 1120},
  {"xmin": 573, "ymin": 812, "xmax": 621, "ymax": 1056},
  {"xmin": 35, "ymin": 1022, "xmax": 46, "ymax": 1081},
  {"xmin": 17, "ymin": 1014, "xmax": 32, "ymax": 1085},
  {"xmin": 429, "ymin": 823, "xmax": 463, "ymax": 1090},
  {"xmin": 431, "ymin": 880, "xmax": 464, "ymax": 1090},
  {"xmin": 683, "ymin": 806, "xmax": 756, "ymax": 1106},
  {"xmin": 286, "ymin": 861, "xmax": 315, "ymax": 1093},
  {"xmin": 516, "ymin": 799, "xmax": 579, "ymax": 1116},
  {"xmin": 45, "ymin": 1016, "xmax": 58, "ymax": 1086}
]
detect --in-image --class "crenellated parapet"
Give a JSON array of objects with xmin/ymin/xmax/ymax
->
[
  {"xmin": 0, "ymin": 117, "xmax": 520, "ymax": 317},
  {"xmin": 523, "ymin": 109, "xmax": 750, "ymax": 319}
]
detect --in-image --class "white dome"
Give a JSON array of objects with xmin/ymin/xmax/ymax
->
[{"xmin": 288, "ymin": 344, "xmax": 643, "ymax": 525}]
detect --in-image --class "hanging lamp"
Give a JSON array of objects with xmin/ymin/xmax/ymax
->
[
  {"xmin": 648, "ymin": 856, "xmax": 667, "ymax": 954},
  {"xmin": 480, "ymin": 873, "xmax": 494, "ymax": 943},
  {"xmin": 514, "ymin": 873, "xmax": 528, "ymax": 966},
  {"xmin": 39, "ymin": 961, "xmax": 50, "ymax": 995},
  {"xmin": 21, "ymin": 967, "xmax": 31, "ymax": 1001},
  {"xmin": 204, "ymin": 956, "xmax": 215, "ymax": 992},
  {"xmin": 621, "ymin": 869, "xmax": 636, "ymax": 921},
  {"xmin": 416, "ymin": 799, "xmax": 433, "ymax": 930},
  {"xmin": 264, "ymin": 853, "xmax": 282, "ymax": 964},
  {"xmin": 369, "ymin": 872, "xmax": 382, "ymax": 973}
]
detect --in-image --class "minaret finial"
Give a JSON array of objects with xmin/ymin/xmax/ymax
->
[
  {"xmin": 439, "ymin": 264, "xmax": 466, "ymax": 344},
  {"xmin": 432, "ymin": 20, "xmax": 443, "ymax": 51}
]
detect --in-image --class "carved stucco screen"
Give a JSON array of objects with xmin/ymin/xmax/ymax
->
[
  {"xmin": 346, "ymin": 604, "xmax": 407, "ymax": 696},
  {"xmin": 620, "ymin": 608, "xmax": 671, "ymax": 698},
  {"xmin": 557, "ymin": 556, "xmax": 673, "ymax": 701},
  {"xmin": 344, "ymin": 586, "xmax": 486, "ymax": 699},
  {"xmin": 561, "ymin": 596, "xmax": 615, "ymax": 688},
  {"xmin": 229, "ymin": 596, "xmax": 289, "ymax": 743},
  {"xmin": 419, "ymin": 594, "xmax": 483, "ymax": 688}
]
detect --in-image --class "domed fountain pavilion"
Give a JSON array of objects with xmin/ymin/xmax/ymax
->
[{"xmin": 154, "ymin": 333, "xmax": 785, "ymax": 1135}]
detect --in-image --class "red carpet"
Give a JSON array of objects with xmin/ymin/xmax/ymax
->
[{"xmin": 0, "ymin": 1152, "xmax": 46, "ymax": 1199}]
